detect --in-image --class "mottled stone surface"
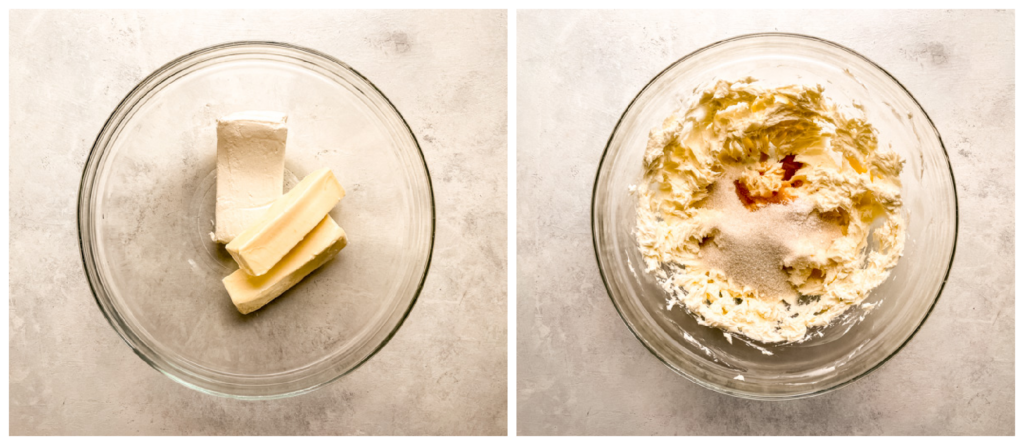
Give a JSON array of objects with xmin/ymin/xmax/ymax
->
[
  {"xmin": 10, "ymin": 10, "xmax": 507, "ymax": 435},
  {"xmin": 517, "ymin": 10, "xmax": 1013, "ymax": 435}
]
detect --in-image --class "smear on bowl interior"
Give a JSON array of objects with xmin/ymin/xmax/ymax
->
[{"xmin": 634, "ymin": 78, "xmax": 905, "ymax": 343}]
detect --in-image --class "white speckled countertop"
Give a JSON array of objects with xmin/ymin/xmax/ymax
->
[
  {"xmin": 517, "ymin": 10, "xmax": 1013, "ymax": 435},
  {"xmin": 10, "ymin": 10, "xmax": 507, "ymax": 435}
]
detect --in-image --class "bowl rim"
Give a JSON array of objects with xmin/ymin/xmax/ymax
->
[
  {"xmin": 590, "ymin": 32, "xmax": 958, "ymax": 400},
  {"xmin": 77, "ymin": 40, "xmax": 436, "ymax": 400}
]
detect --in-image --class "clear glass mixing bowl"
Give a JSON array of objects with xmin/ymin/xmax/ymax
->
[
  {"xmin": 592, "ymin": 33, "xmax": 957, "ymax": 399},
  {"xmin": 78, "ymin": 42, "xmax": 434, "ymax": 399}
]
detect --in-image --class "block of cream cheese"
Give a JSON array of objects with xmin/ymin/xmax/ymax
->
[
  {"xmin": 214, "ymin": 111, "xmax": 288, "ymax": 244},
  {"xmin": 226, "ymin": 168, "xmax": 345, "ymax": 276},
  {"xmin": 224, "ymin": 215, "xmax": 347, "ymax": 314}
]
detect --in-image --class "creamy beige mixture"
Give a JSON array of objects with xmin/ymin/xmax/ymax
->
[{"xmin": 635, "ymin": 78, "xmax": 905, "ymax": 343}]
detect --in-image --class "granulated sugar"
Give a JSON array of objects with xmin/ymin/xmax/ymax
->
[{"xmin": 699, "ymin": 166, "xmax": 841, "ymax": 302}]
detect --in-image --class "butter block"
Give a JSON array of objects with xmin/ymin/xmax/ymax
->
[
  {"xmin": 214, "ymin": 111, "xmax": 288, "ymax": 244},
  {"xmin": 226, "ymin": 168, "xmax": 345, "ymax": 276},
  {"xmin": 224, "ymin": 215, "xmax": 348, "ymax": 314}
]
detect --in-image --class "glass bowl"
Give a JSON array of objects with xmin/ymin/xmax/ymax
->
[
  {"xmin": 78, "ymin": 42, "xmax": 434, "ymax": 399},
  {"xmin": 592, "ymin": 33, "xmax": 957, "ymax": 399}
]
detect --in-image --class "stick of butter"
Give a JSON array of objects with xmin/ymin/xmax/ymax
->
[
  {"xmin": 226, "ymin": 168, "xmax": 345, "ymax": 276},
  {"xmin": 224, "ymin": 215, "xmax": 348, "ymax": 314},
  {"xmin": 214, "ymin": 111, "xmax": 288, "ymax": 244}
]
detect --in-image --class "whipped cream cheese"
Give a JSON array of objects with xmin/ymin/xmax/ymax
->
[{"xmin": 635, "ymin": 78, "xmax": 905, "ymax": 343}]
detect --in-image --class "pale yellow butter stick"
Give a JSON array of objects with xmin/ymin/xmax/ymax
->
[
  {"xmin": 226, "ymin": 168, "xmax": 345, "ymax": 276},
  {"xmin": 224, "ymin": 215, "xmax": 348, "ymax": 314}
]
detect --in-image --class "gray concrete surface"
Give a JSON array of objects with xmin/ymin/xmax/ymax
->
[
  {"xmin": 517, "ymin": 10, "xmax": 1013, "ymax": 435},
  {"xmin": 10, "ymin": 10, "xmax": 507, "ymax": 435}
]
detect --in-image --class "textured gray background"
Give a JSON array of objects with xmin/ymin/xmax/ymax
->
[
  {"xmin": 517, "ymin": 10, "xmax": 1013, "ymax": 435},
  {"xmin": 10, "ymin": 10, "xmax": 507, "ymax": 435}
]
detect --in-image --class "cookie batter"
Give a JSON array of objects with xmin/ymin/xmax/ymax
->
[{"xmin": 635, "ymin": 78, "xmax": 905, "ymax": 343}]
